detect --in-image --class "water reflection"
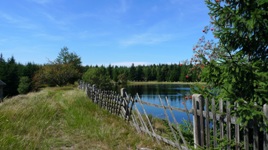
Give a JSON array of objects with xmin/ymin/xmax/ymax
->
[{"xmin": 126, "ymin": 84, "xmax": 193, "ymax": 124}]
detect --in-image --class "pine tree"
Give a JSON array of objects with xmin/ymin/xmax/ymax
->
[
  {"xmin": 129, "ymin": 63, "xmax": 136, "ymax": 81},
  {"xmin": 193, "ymin": 0, "xmax": 268, "ymax": 130},
  {"xmin": 5, "ymin": 56, "xmax": 19, "ymax": 96}
]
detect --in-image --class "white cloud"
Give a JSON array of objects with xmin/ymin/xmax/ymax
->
[
  {"xmin": 120, "ymin": 33, "xmax": 173, "ymax": 46},
  {"xmin": 28, "ymin": 0, "xmax": 53, "ymax": 5},
  {"xmin": 41, "ymin": 12, "xmax": 69, "ymax": 30},
  {"xmin": 34, "ymin": 33, "xmax": 65, "ymax": 41},
  {"xmin": 0, "ymin": 13, "xmax": 17, "ymax": 23},
  {"xmin": 110, "ymin": 62, "xmax": 151, "ymax": 67},
  {"xmin": 119, "ymin": 0, "xmax": 128, "ymax": 13},
  {"xmin": 0, "ymin": 12, "xmax": 38, "ymax": 29},
  {"xmin": 0, "ymin": 38, "xmax": 8, "ymax": 45}
]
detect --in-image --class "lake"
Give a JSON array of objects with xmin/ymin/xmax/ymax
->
[{"xmin": 125, "ymin": 84, "xmax": 193, "ymax": 124}]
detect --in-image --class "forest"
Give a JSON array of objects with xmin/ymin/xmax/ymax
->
[{"xmin": 0, "ymin": 47, "xmax": 200, "ymax": 97}]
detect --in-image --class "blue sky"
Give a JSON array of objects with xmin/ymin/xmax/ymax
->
[{"xmin": 0, "ymin": 0, "xmax": 210, "ymax": 66}]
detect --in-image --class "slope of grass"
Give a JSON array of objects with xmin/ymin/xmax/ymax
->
[{"xmin": 0, "ymin": 87, "xmax": 175, "ymax": 150}]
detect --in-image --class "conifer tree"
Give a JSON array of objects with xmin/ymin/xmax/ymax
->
[
  {"xmin": 5, "ymin": 56, "xmax": 19, "ymax": 96},
  {"xmin": 193, "ymin": 0, "xmax": 268, "ymax": 129}
]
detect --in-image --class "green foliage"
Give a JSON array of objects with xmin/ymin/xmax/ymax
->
[
  {"xmin": 54, "ymin": 47, "xmax": 82, "ymax": 83},
  {"xmin": 84, "ymin": 63, "xmax": 200, "ymax": 85},
  {"xmin": 0, "ymin": 48, "xmax": 83, "ymax": 95},
  {"xmin": 82, "ymin": 67, "xmax": 112, "ymax": 90},
  {"xmin": 0, "ymin": 54, "xmax": 41, "ymax": 96},
  {"xmin": 193, "ymin": 0, "xmax": 268, "ymax": 133},
  {"xmin": 33, "ymin": 47, "xmax": 82, "ymax": 88},
  {"xmin": 0, "ymin": 56, "xmax": 20, "ymax": 96},
  {"xmin": 34, "ymin": 63, "xmax": 80, "ymax": 87},
  {"xmin": 17, "ymin": 76, "xmax": 31, "ymax": 94},
  {"xmin": 55, "ymin": 47, "xmax": 82, "ymax": 68},
  {"xmin": 129, "ymin": 63, "xmax": 137, "ymax": 81},
  {"xmin": 178, "ymin": 120, "xmax": 193, "ymax": 146},
  {"xmin": 117, "ymin": 73, "xmax": 128, "ymax": 86}
]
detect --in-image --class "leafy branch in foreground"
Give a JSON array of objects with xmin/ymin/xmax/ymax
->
[{"xmin": 191, "ymin": 0, "xmax": 268, "ymax": 131}]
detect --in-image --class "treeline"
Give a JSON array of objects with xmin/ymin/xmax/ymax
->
[
  {"xmin": 0, "ymin": 47, "xmax": 83, "ymax": 97},
  {"xmin": 86, "ymin": 63, "xmax": 199, "ymax": 82},
  {"xmin": 0, "ymin": 54, "xmax": 40, "ymax": 97},
  {"xmin": 0, "ymin": 47, "xmax": 200, "ymax": 97},
  {"xmin": 82, "ymin": 63, "xmax": 200, "ymax": 90}
]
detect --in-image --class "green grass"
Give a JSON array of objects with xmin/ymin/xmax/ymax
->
[{"xmin": 0, "ymin": 87, "xmax": 175, "ymax": 150}]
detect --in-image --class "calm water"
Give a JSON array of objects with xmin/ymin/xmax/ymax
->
[{"xmin": 126, "ymin": 84, "xmax": 193, "ymax": 124}]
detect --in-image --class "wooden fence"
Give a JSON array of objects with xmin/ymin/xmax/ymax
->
[
  {"xmin": 79, "ymin": 81, "xmax": 135, "ymax": 121},
  {"xmin": 192, "ymin": 94, "xmax": 268, "ymax": 150},
  {"xmin": 79, "ymin": 81, "xmax": 189, "ymax": 149},
  {"xmin": 130, "ymin": 93, "xmax": 190, "ymax": 150},
  {"xmin": 79, "ymin": 81, "xmax": 268, "ymax": 150}
]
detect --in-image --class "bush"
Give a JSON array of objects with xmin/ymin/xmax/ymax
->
[
  {"xmin": 82, "ymin": 67, "xmax": 112, "ymax": 90},
  {"xmin": 17, "ymin": 76, "xmax": 31, "ymax": 94}
]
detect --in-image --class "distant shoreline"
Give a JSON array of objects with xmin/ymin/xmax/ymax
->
[{"xmin": 128, "ymin": 81, "xmax": 205, "ymax": 85}]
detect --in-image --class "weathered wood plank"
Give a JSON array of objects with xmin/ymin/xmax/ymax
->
[
  {"xmin": 193, "ymin": 94, "xmax": 204, "ymax": 148},
  {"xmin": 196, "ymin": 109, "xmax": 237, "ymax": 124},
  {"xmin": 79, "ymin": 82, "xmax": 268, "ymax": 150},
  {"xmin": 158, "ymin": 96, "xmax": 182, "ymax": 150},
  {"xmin": 134, "ymin": 105, "xmax": 151, "ymax": 137},
  {"xmin": 244, "ymin": 126, "xmax": 249, "ymax": 150},
  {"xmin": 264, "ymin": 104, "xmax": 268, "ymax": 150},
  {"xmin": 205, "ymin": 98, "xmax": 210, "ymax": 148},
  {"xmin": 128, "ymin": 97, "xmax": 135, "ymax": 122},
  {"xmin": 130, "ymin": 112, "xmax": 141, "ymax": 133},
  {"xmin": 253, "ymin": 120, "xmax": 259, "ymax": 150},
  {"xmin": 139, "ymin": 100, "xmax": 190, "ymax": 113},
  {"xmin": 165, "ymin": 97, "xmax": 189, "ymax": 149},
  {"xmin": 137, "ymin": 94, "xmax": 160, "ymax": 144},
  {"xmin": 136, "ymin": 126, "xmax": 188, "ymax": 150},
  {"xmin": 235, "ymin": 103, "xmax": 240, "ymax": 150},
  {"xmin": 226, "ymin": 101, "xmax": 231, "ymax": 150},
  {"xmin": 199, "ymin": 95, "xmax": 205, "ymax": 147},
  {"xmin": 219, "ymin": 99, "xmax": 224, "ymax": 139},
  {"xmin": 212, "ymin": 98, "xmax": 217, "ymax": 148},
  {"xmin": 193, "ymin": 94, "xmax": 199, "ymax": 148}
]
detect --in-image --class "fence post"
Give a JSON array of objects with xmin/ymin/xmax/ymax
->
[
  {"xmin": 92, "ymin": 85, "xmax": 96, "ymax": 102},
  {"xmin": 81, "ymin": 81, "xmax": 85, "ymax": 91},
  {"xmin": 264, "ymin": 104, "xmax": 268, "ymax": 150},
  {"xmin": 120, "ymin": 88, "xmax": 128, "ymax": 119},
  {"xmin": 193, "ymin": 94, "xmax": 205, "ymax": 148},
  {"xmin": 120, "ymin": 88, "xmax": 126, "ymax": 97},
  {"xmin": 86, "ymin": 84, "xmax": 90, "ymax": 98}
]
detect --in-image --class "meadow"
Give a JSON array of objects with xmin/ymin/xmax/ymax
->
[{"xmin": 0, "ymin": 86, "xmax": 175, "ymax": 150}]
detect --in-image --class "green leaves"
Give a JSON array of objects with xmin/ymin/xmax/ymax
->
[
  {"xmin": 33, "ymin": 47, "xmax": 82, "ymax": 88},
  {"xmin": 193, "ymin": 0, "xmax": 268, "ymax": 132},
  {"xmin": 17, "ymin": 76, "xmax": 31, "ymax": 94},
  {"xmin": 257, "ymin": 0, "xmax": 268, "ymax": 6},
  {"xmin": 82, "ymin": 67, "xmax": 112, "ymax": 90}
]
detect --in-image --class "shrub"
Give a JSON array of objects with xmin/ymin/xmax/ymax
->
[{"xmin": 17, "ymin": 76, "xmax": 31, "ymax": 94}]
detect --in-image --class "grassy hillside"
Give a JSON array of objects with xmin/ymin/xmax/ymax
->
[{"xmin": 0, "ymin": 86, "xmax": 175, "ymax": 150}]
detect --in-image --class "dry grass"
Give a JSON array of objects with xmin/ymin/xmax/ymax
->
[{"xmin": 0, "ymin": 87, "xmax": 176, "ymax": 150}]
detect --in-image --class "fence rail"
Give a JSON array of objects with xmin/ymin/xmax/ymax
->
[
  {"xmin": 131, "ymin": 93, "xmax": 190, "ymax": 150},
  {"xmin": 79, "ymin": 81, "xmax": 268, "ymax": 150},
  {"xmin": 192, "ymin": 94, "xmax": 268, "ymax": 150},
  {"xmin": 79, "ymin": 81, "xmax": 189, "ymax": 149},
  {"xmin": 79, "ymin": 81, "xmax": 134, "ymax": 121}
]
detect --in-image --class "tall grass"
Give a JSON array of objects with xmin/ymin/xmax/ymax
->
[{"xmin": 0, "ymin": 87, "xmax": 175, "ymax": 150}]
